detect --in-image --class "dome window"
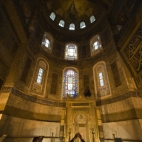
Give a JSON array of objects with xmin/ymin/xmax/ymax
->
[
  {"xmin": 50, "ymin": 12, "xmax": 56, "ymax": 21},
  {"xmin": 69, "ymin": 23, "xmax": 75, "ymax": 30},
  {"xmin": 90, "ymin": 15, "xmax": 96, "ymax": 23},
  {"xmin": 80, "ymin": 21, "xmax": 86, "ymax": 29},
  {"xmin": 59, "ymin": 20, "xmax": 65, "ymax": 27}
]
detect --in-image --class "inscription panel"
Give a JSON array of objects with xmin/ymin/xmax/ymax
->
[
  {"xmin": 123, "ymin": 25, "xmax": 142, "ymax": 88},
  {"xmin": 124, "ymin": 25, "xmax": 142, "ymax": 74}
]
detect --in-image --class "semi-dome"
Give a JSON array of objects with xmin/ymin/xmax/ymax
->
[
  {"xmin": 26, "ymin": 0, "xmax": 117, "ymax": 61},
  {"xmin": 40, "ymin": 0, "xmax": 113, "ymax": 39},
  {"xmin": 43, "ymin": 0, "xmax": 109, "ymax": 32}
]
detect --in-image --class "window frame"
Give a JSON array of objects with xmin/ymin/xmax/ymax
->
[
  {"xmin": 65, "ymin": 43, "xmax": 78, "ymax": 60},
  {"xmin": 62, "ymin": 68, "xmax": 79, "ymax": 99},
  {"xmin": 41, "ymin": 32, "xmax": 54, "ymax": 54},
  {"xmin": 93, "ymin": 62, "xmax": 111, "ymax": 98},
  {"xmin": 36, "ymin": 68, "xmax": 44, "ymax": 84},
  {"xmin": 90, "ymin": 34, "xmax": 102, "ymax": 56}
]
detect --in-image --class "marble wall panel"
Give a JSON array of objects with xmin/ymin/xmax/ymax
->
[
  {"xmin": 139, "ymin": 119, "xmax": 142, "ymax": 131},
  {"xmin": 132, "ymin": 97, "xmax": 142, "ymax": 109},
  {"xmin": 101, "ymin": 98, "xmax": 134, "ymax": 115},
  {"xmin": 0, "ymin": 115, "xmax": 61, "ymax": 142},
  {"xmin": 7, "ymin": 93, "xmax": 63, "ymax": 116},
  {"xmin": 103, "ymin": 120, "xmax": 142, "ymax": 140}
]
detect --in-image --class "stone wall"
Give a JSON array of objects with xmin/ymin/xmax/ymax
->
[{"xmin": 0, "ymin": 115, "xmax": 61, "ymax": 142}]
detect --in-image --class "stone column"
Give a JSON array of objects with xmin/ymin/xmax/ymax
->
[
  {"xmin": 60, "ymin": 109, "xmax": 66, "ymax": 142},
  {"xmin": 96, "ymin": 109, "xmax": 104, "ymax": 142}
]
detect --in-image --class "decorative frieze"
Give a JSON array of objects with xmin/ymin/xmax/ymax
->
[
  {"xmin": 1, "ymin": 86, "xmax": 12, "ymax": 93},
  {"xmin": 11, "ymin": 87, "xmax": 66, "ymax": 107},
  {"xmin": 73, "ymin": 108, "xmax": 89, "ymax": 112},
  {"xmin": 96, "ymin": 91, "xmax": 139, "ymax": 106},
  {"xmin": 72, "ymin": 103, "xmax": 89, "ymax": 107}
]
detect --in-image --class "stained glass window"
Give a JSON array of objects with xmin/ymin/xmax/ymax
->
[
  {"xmin": 90, "ymin": 15, "xmax": 96, "ymax": 23},
  {"xmin": 50, "ymin": 12, "xmax": 56, "ymax": 21},
  {"xmin": 59, "ymin": 20, "xmax": 65, "ymax": 27},
  {"xmin": 37, "ymin": 68, "xmax": 44, "ymax": 84},
  {"xmin": 69, "ymin": 23, "xmax": 75, "ymax": 30},
  {"xmin": 65, "ymin": 44, "xmax": 77, "ymax": 60},
  {"xmin": 80, "ymin": 22, "xmax": 86, "ymax": 29},
  {"xmin": 62, "ymin": 68, "xmax": 78, "ymax": 99}
]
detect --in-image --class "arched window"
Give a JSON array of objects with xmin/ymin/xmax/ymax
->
[
  {"xmin": 80, "ymin": 21, "xmax": 86, "ymax": 29},
  {"xmin": 65, "ymin": 43, "xmax": 78, "ymax": 60},
  {"xmin": 50, "ymin": 12, "xmax": 56, "ymax": 21},
  {"xmin": 31, "ymin": 59, "xmax": 49, "ymax": 96},
  {"xmin": 90, "ymin": 15, "xmax": 96, "ymax": 23},
  {"xmin": 62, "ymin": 68, "xmax": 78, "ymax": 99},
  {"xmin": 93, "ymin": 62, "xmax": 111, "ymax": 98},
  {"xmin": 69, "ymin": 23, "xmax": 75, "ymax": 30},
  {"xmin": 36, "ymin": 68, "xmax": 44, "ymax": 84},
  {"xmin": 41, "ymin": 32, "xmax": 54, "ymax": 54},
  {"xmin": 90, "ymin": 34, "xmax": 102, "ymax": 56},
  {"xmin": 59, "ymin": 20, "xmax": 65, "ymax": 27}
]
